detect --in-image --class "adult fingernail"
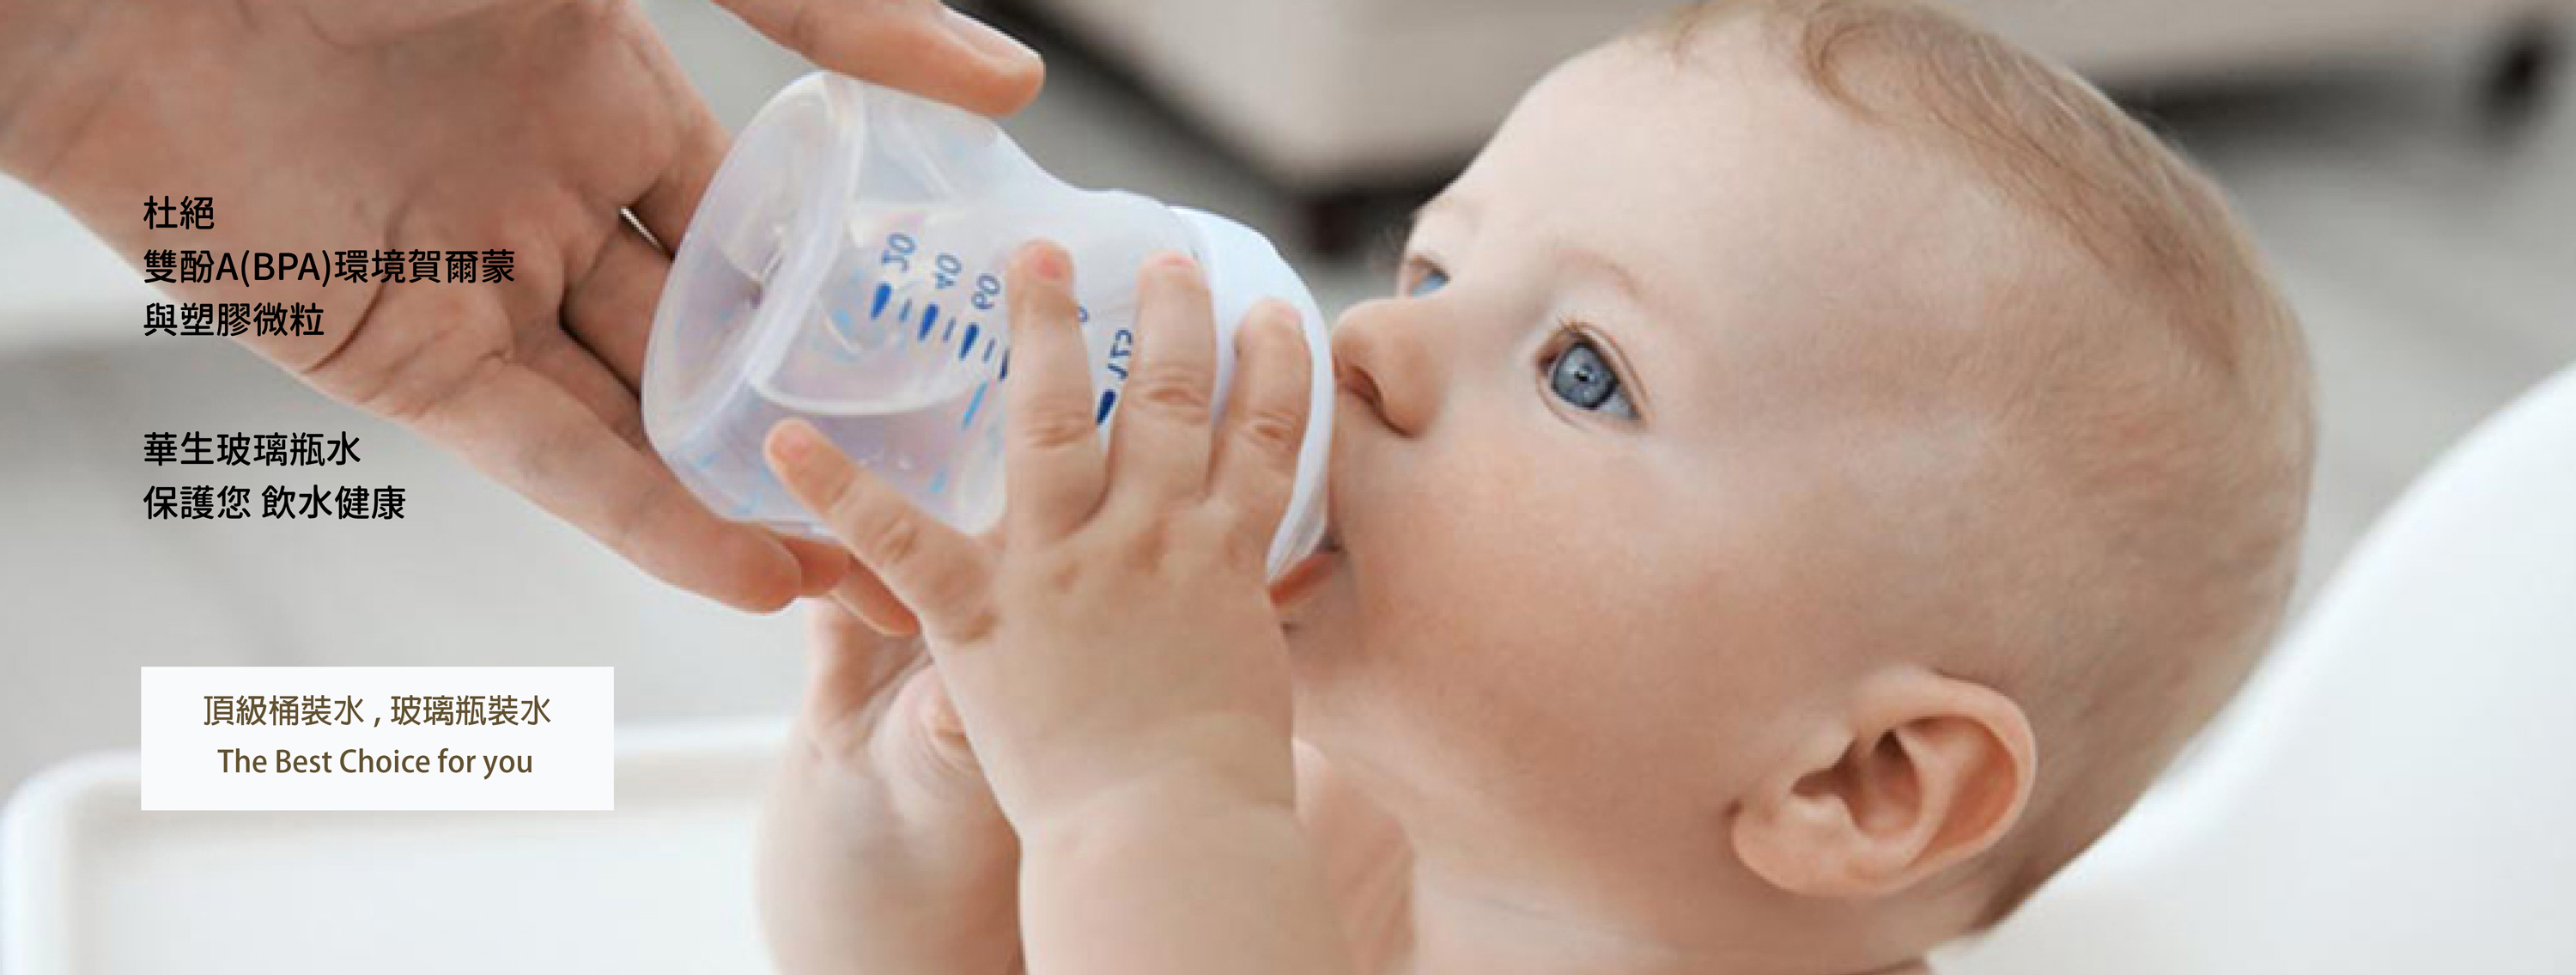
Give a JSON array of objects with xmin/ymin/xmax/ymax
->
[{"xmin": 942, "ymin": 8, "xmax": 1039, "ymax": 69}]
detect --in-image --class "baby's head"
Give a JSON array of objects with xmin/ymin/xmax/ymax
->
[{"xmin": 1280, "ymin": 0, "xmax": 2312, "ymax": 963}]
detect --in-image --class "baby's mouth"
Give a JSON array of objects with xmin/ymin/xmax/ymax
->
[{"xmin": 1271, "ymin": 520, "xmax": 1343, "ymax": 619}]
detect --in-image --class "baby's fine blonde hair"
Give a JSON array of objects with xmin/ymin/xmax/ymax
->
[{"xmin": 1651, "ymin": 0, "xmax": 2315, "ymax": 926}]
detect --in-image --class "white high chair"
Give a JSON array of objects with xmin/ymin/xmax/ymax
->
[
  {"xmin": 1941, "ymin": 361, "xmax": 2576, "ymax": 973},
  {"xmin": 8, "ymin": 363, "xmax": 2576, "ymax": 972}
]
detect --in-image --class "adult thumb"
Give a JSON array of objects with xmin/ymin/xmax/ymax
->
[{"xmin": 711, "ymin": 0, "xmax": 1045, "ymax": 116}]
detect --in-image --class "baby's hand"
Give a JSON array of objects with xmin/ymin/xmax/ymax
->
[
  {"xmin": 755, "ymin": 600, "xmax": 1019, "ymax": 975},
  {"xmin": 769, "ymin": 242, "xmax": 1352, "ymax": 975},
  {"xmin": 763, "ymin": 241, "xmax": 1313, "ymax": 831}
]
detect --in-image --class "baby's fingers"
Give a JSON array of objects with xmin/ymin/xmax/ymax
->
[
  {"xmin": 801, "ymin": 600, "xmax": 925, "ymax": 731},
  {"xmin": 1104, "ymin": 253, "xmax": 1218, "ymax": 509},
  {"xmin": 1209, "ymin": 301, "xmax": 1314, "ymax": 544},
  {"xmin": 1000, "ymin": 241, "xmax": 1109, "ymax": 542},
  {"xmin": 767, "ymin": 420, "xmax": 993, "ymax": 643},
  {"xmin": 830, "ymin": 560, "xmax": 920, "ymax": 637}
]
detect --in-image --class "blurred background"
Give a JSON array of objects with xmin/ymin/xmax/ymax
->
[{"xmin": 2, "ymin": 0, "xmax": 2570, "ymax": 807}]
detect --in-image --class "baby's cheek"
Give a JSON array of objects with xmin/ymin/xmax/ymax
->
[{"xmin": 1370, "ymin": 479, "xmax": 1668, "ymax": 730}]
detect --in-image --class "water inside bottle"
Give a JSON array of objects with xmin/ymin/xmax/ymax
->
[{"xmin": 659, "ymin": 210, "xmax": 1016, "ymax": 534}]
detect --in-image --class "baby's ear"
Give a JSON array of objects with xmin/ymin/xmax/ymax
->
[{"xmin": 1729, "ymin": 669, "xmax": 2035, "ymax": 900}]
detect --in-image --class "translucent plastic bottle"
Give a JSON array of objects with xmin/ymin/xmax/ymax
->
[{"xmin": 643, "ymin": 72, "xmax": 1334, "ymax": 577}]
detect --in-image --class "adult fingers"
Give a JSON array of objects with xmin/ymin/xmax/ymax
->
[
  {"xmin": 631, "ymin": 86, "xmax": 730, "ymax": 251},
  {"xmin": 410, "ymin": 339, "xmax": 811, "ymax": 611},
  {"xmin": 711, "ymin": 0, "xmax": 1044, "ymax": 117},
  {"xmin": 766, "ymin": 419, "xmax": 993, "ymax": 642},
  {"xmin": 1103, "ymin": 252, "xmax": 1218, "ymax": 509},
  {"xmin": 562, "ymin": 225, "xmax": 669, "ymax": 393},
  {"xmin": 829, "ymin": 557, "xmax": 920, "ymax": 636},
  {"xmin": 999, "ymin": 241, "xmax": 1107, "ymax": 542},
  {"xmin": 1208, "ymin": 300, "xmax": 1312, "ymax": 537},
  {"xmin": 562, "ymin": 229, "xmax": 846, "ymax": 597}
]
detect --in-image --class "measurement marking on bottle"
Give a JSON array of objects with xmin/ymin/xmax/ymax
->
[
  {"xmin": 871, "ymin": 283, "xmax": 891, "ymax": 320},
  {"xmin": 942, "ymin": 316, "xmax": 957, "ymax": 344},
  {"xmin": 999, "ymin": 350, "xmax": 1010, "ymax": 381},
  {"xmin": 1095, "ymin": 389, "xmax": 1119, "ymax": 425},
  {"xmin": 923, "ymin": 303, "xmax": 941, "ymax": 338},
  {"xmin": 960, "ymin": 380, "xmax": 991, "ymax": 430},
  {"xmin": 983, "ymin": 339, "xmax": 998, "ymax": 363},
  {"xmin": 898, "ymin": 298, "xmax": 914, "ymax": 325},
  {"xmin": 959, "ymin": 324, "xmax": 980, "ymax": 360}
]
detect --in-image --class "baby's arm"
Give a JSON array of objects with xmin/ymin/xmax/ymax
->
[
  {"xmin": 1016, "ymin": 769, "xmax": 1352, "ymax": 975},
  {"xmin": 756, "ymin": 601, "xmax": 1021, "ymax": 975},
  {"xmin": 1009, "ymin": 746, "xmax": 1410, "ymax": 974}
]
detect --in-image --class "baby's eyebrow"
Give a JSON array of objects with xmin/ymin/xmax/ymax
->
[
  {"xmin": 1407, "ymin": 198, "xmax": 1443, "ymax": 230},
  {"xmin": 1549, "ymin": 241, "xmax": 1647, "ymax": 310},
  {"xmin": 1410, "ymin": 194, "xmax": 1475, "ymax": 239}
]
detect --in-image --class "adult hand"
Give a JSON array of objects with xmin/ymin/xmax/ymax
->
[{"xmin": 0, "ymin": 0, "xmax": 1043, "ymax": 610}]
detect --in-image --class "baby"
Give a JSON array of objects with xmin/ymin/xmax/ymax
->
[{"xmin": 750, "ymin": 2, "xmax": 2315, "ymax": 973}]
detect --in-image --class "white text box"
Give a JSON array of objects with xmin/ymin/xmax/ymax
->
[{"xmin": 139, "ymin": 667, "xmax": 614, "ymax": 811}]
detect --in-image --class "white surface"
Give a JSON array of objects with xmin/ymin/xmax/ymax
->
[
  {"xmin": 1941, "ymin": 362, "xmax": 2576, "ymax": 973},
  {"xmin": 0, "ymin": 185, "xmax": 158, "ymax": 354},
  {"xmin": 2, "ymin": 720, "xmax": 783, "ymax": 974}
]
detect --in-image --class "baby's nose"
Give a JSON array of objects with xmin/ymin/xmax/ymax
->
[
  {"xmin": 1335, "ymin": 356, "xmax": 1385, "ymax": 416},
  {"xmin": 1328, "ymin": 298, "xmax": 1443, "ymax": 436}
]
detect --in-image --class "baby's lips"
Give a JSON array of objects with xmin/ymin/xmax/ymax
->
[{"xmin": 1268, "ymin": 545, "xmax": 1339, "ymax": 617}]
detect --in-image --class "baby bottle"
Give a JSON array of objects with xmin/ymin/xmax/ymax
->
[{"xmin": 642, "ymin": 72, "xmax": 1335, "ymax": 578}]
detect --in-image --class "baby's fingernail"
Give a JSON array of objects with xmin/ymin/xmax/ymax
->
[
  {"xmin": 941, "ymin": 7, "xmax": 1039, "ymax": 70},
  {"xmin": 921, "ymin": 679, "xmax": 967, "ymax": 736},
  {"xmin": 928, "ymin": 698, "xmax": 965, "ymax": 737},
  {"xmin": 768, "ymin": 420, "xmax": 823, "ymax": 465},
  {"xmin": 1151, "ymin": 250, "xmax": 1196, "ymax": 271},
  {"xmin": 1019, "ymin": 242, "xmax": 1069, "ymax": 285},
  {"xmin": 1254, "ymin": 299, "xmax": 1298, "ymax": 332}
]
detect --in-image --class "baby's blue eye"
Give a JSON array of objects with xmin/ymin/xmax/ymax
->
[
  {"xmin": 1407, "ymin": 265, "xmax": 1449, "ymax": 297},
  {"xmin": 1547, "ymin": 338, "xmax": 1633, "ymax": 417}
]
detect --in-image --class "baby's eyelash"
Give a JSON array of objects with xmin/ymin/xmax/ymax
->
[
  {"xmin": 1541, "ymin": 320, "xmax": 1645, "ymax": 422},
  {"xmin": 1398, "ymin": 254, "xmax": 1451, "ymax": 297},
  {"xmin": 1400, "ymin": 253, "xmax": 1437, "ymax": 286},
  {"xmin": 1381, "ymin": 218, "xmax": 1422, "ymax": 268}
]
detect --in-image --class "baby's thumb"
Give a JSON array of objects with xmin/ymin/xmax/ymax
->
[
  {"xmin": 883, "ymin": 668, "xmax": 995, "ymax": 797},
  {"xmin": 802, "ymin": 598, "xmax": 918, "ymax": 725},
  {"xmin": 916, "ymin": 671, "xmax": 967, "ymax": 741},
  {"xmin": 712, "ymin": 0, "xmax": 1044, "ymax": 117}
]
